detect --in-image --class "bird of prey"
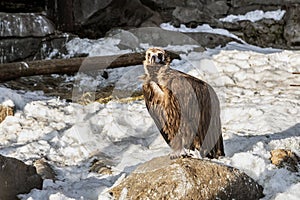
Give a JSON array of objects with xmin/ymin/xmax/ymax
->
[{"xmin": 142, "ymin": 47, "xmax": 225, "ymax": 159}]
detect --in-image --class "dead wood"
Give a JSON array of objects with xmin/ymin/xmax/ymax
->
[{"xmin": 0, "ymin": 51, "xmax": 180, "ymax": 82}]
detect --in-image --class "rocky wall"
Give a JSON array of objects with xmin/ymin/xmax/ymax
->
[{"xmin": 2, "ymin": 0, "xmax": 300, "ymax": 63}]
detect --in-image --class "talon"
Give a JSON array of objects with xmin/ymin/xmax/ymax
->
[{"xmin": 169, "ymin": 149, "xmax": 187, "ymax": 159}]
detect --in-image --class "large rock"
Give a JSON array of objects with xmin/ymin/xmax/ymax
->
[
  {"xmin": 172, "ymin": 6, "xmax": 221, "ymax": 26},
  {"xmin": 283, "ymin": 5, "xmax": 300, "ymax": 48},
  {"xmin": 0, "ymin": 37, "xmax": 42, "ymax": 63},
  {"xmin": 270, "ymin": 149, "xmax": 300, "ymax": 172},
  {"xmin": 0, "ymin": 33, "xmax": 75, "ymax": 63},
  {"xmin": 0, "ymin": 154, "xmax": 43, "ymax": 200},
  {"xmin": 0, "ymin": 104, "xmax": 14, "ymax": 123},
  {"xmin": 241, "ymin": 18, "xmax": 285, "ymax": 48},
  {"xmin": 110, "ymin": 156, "xmax": 264, "ymax": 200},
  {"xmin": 0, "ymin": 13, "xmax": 55, "ymax": 37},
  {"xmin": 73, "ymin": 0, "xmax": 113, "ymax": 25},
  {"xmin": 0, "ymin": 0, "xmax": 44, "ymax": 13},
  {"xmin": 77, "ymin": 0, "xmax": 155, "ymax": 38}
]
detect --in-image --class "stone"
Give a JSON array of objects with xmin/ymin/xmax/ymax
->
[
  {"xmin": 184, "ymin": 32, "xmax": 239, "ymax": 48},
  {"xmin": 110, "ymin": 156, "xmax": 264, "ymax": 200},
  {"xmin": 240, "ymin": 18, "xmax": 285, "ymax": 48},
  {"xmin": 77, "ymin": 0, "xmax": 154, "ymax": 38},
  {"xmin": 89, "ymin": 159, "xmax": 113, "ymax": 175},
  {"xmin": 140, "ymin": 0, "xmax": 186, "ymax": 10},
  {"xmin": 206, "ymin": 0, "xmax": 230, "ymax": 18},
  {"xmin": 172, "ymin": 6, "xmax": 221, "ymax": 27},
  {"xmin": 0, "ymin": 37, "xmax": 42, "ymax": 63},
  {"xmin": 0, "ymin": 0, "xmax": 44, "ymax": 12},
  {"xmin": 0, "ymin": 13, "xmax": 55, "ymax": 37},
  {"xmin": 0, "ymin": 104, "xmax": 14, "ymax": 123},
  {"xmin": 33, "ymin": 158, "xmax": 57, "ymax": 181},
  {"xmin": 0, "ymin": 33, "xmax": 75, "ymax": 63},
  {"xmin": 270, "ymin": 149, "xmax": 300, "ymax": 172},
  {"xmin": 283, "ymin": 5, "xmax": 300, "ymax": 48},
  {"xmin": 73, "ymin": 0, "xmax": 113, "ymax": 25},
  {"xmin": 0, "ymin": 154, "xmax": 43, "ymax": 200}
]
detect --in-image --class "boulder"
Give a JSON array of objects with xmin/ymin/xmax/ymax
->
[
  {"xmin": 110, "ymin": 156, "xmax": 264, "ymax": 200},
  {"xmin": 73, "ymin": 0, "xmax": 113, "ymax": 25},
  {"xmin": 206, "ymin": 0, "xmax": 230, "ymax": 18},
  {"xmin": 270, "ymin": 149, "xmax": 300, "ymax": 172},
  {"xmin": 77, "ymin": 0, "xmax": 155, "ymax": 38},
  {"xmin": 172, "ymin": 6, "xmax": 221, "ymax": 27},
  {"xmin": 185, "ymin": 32, "xmax": 239, "ymax": 48},
  {"xmin": 0, "ymin": 33, "xmax": 75, "ymax": 63},
  {"xmin": 0, "ymin": 154, "xmax": 43, "ymax": 200},
  {"xmin": 283, "ymin": 5, "xmax": 300, "ymax": 48},
  {"xmin": 241, "ymin": 18, "xmax": 285, "ymax": 48},
  {"xmin": 0, "ymin": 104, "xmax": 14, "ymax": 123},
  {"xmin": 0, "ymin": 13, "xmax": 55, "ymax": 37},
  {"xmin": 0, "ymin": 37, "xmax": 42, "ymax": 63},
  {"xmin": 33, "ymin": 158, "xmax": 57, "ymax": 181},
  {"xmin": 0, "ymin": 0, "xmax": 44, "ymax": 13}
]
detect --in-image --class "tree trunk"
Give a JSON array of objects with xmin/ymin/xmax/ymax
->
[
  {"xmin": 0, "ymin": 53, "xmax": 144, "ymax": 82},
  {"xmin": 0, "ymin": 51, "xmax": 180, "ymax": 82}
]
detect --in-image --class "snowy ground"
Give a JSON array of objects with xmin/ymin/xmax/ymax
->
[{"xmin": 0, "ymin": 10, "xmax": 299, "ymax": 200}]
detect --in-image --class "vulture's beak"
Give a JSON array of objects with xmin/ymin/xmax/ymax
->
[{"xmin": 150, "ymin": 55, "xmax": 156, "ymax": 64}]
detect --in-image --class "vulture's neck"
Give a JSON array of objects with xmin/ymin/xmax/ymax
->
[{"xmin": 144, "ymin": 63, "xmax": 168, "ymax": 82}]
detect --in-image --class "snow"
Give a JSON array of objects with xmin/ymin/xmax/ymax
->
[
  {"xmin": 219, "ymin": 9, "xmax": 286, "ymax": 23},
  {"xmin": 160, "ymin": 23, "xmax": 245, "ymax": 43},
  {"xmin": 1, "ymin": 26, "xmax": 300, "ymax": 200},
  {"xmin": 65, "ymin": 37, "xmax": 132, "ymax": 58}
]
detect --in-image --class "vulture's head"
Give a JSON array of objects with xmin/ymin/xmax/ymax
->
[{"xmin": 144, "ymin": 47, "xmax": 169, "ymax": 65}]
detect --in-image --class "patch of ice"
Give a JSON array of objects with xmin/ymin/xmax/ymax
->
[
  {"xmin": 220, "ymin": 9, "xmax": 286, "ymax": 23},
  {"xmin": 65, "ymin": 37, "xmax": 132, "ymax": 57},
  {"xmin": 1, "ymin": 99, "xmax": 15, "ymax": 107},
  {"xmin": 160, "ymin": 23, "xmax": 245, "ymax": 43},
  {"xmin": 274, "ymin": 183, "xmax": 300, "ymax": 200},
  {"xmin": 230, "ymin": 152, "xmax": 266, "ymax": 180}
]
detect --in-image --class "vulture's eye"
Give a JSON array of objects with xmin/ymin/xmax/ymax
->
[
  {"xmin": 147, "ymin": 53, "xmax": 151, "ymax": 58},
  {"xmin": 158, "ymin": 53, "xmax": 163, "ymax": 60}
]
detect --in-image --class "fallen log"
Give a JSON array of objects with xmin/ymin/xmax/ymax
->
[
  {"xmin": 0, "ymin": 53, "xmax": 142, "ymax": 82},
  {"xmin": 0, "ymin": 51, "xmax": 181, "ymax": 82}
]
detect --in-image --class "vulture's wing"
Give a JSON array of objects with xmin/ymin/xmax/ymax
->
[{"xmin": 170, "ymin": 71, "xmax": 223, "ymax": 157}]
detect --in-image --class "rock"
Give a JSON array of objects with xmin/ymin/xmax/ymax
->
[
  {"xmin": 140, "ymin": 0, "xmax": 186, "ymax": 22},
  {"xmin": 172, "ymin": 6, "xmax": 221, "ymax": 27},
  {"xmin": 0, "ymin": 154, "xmax": 43, "ymax": 200},
  {"xmin": 77, "ymin": 0, "xmax": 154, "ymax": 38},
  {"xmin": 0, "ymin": 104, "xmax": 14, "ymax": 123},
  {"xmin": 270, "ymin": 149, "xmax": 300, "ymax": 172},
  {"xmin": 110, "ymin": 156, "xmax": 264, "ymax": 200},
  {"xmin": 33, "ymin": 158, "xmax": 57, "ymax": 181},
  {"xmin": 89, "ymin": 159, "xmax": 113, "ymax": 175},
  {"xmin": 0, "ymin": 33, "xmax": 75, "ymax": 63},
  {"xmin": 241, "ymin": 18, "xmax": 285, "ymax": 48},
  {"xmin": 0, "ymin": 0, "xmax": 45, "ymax": 12},
  {"xmin": 228, "ymin": 0, "xmax": 282, "ymax": 15},
  {"xmin": 283, "ymin": 5, "xmax": 300, "ymax": 48},
  {"xmin": 129, "ymin": 27, "xmax": 205, "ymax": 49},
  {"xmin": 73, "ymin": 0, "xmax": 113, "ymax": 25},
  {"xmin": 0, "ymin": 37, "xmax": 42, "ymax": 63},
  {"xmin": 33, "ymin": 33, "xmax": 77, "ymax": 60},
  {"xmin": 0, "ymin": 13, "xmax": 55, "ymax": 37},
  {"xmin": 206, "ymin": 0, "xmax": 230, "ymax": 18},
  {"xmin": 140, "ymin": 0, "xmax": 186, "ymax": 10},
  {"xmin": 184, "ymin": 32, "xmax": 240, "ymax": 48}
]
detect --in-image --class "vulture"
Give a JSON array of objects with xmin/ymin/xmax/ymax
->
[{"xmin": 142, "ymin": 47, "xmax": 225, "ymax": 159}]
